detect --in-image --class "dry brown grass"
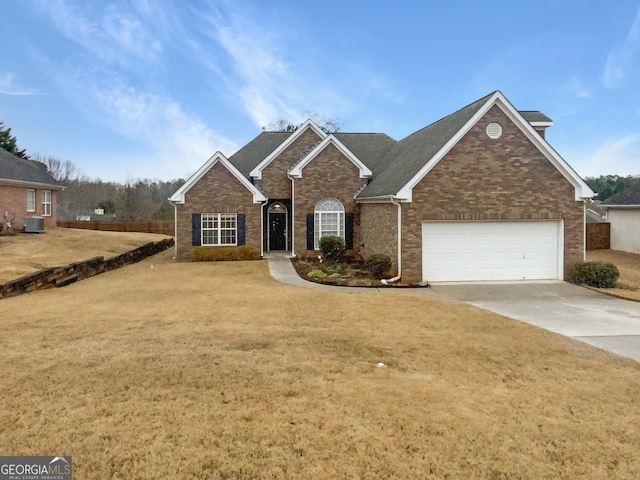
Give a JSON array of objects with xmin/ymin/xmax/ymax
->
[
  {"xmin": 587, "ymin": 249, "xmax": 640, "ymax": 301},
  {"xmin": 1, "ymin": 253, "xmax": 640, "ymax": 478},
  {"xmin": 0, "ymin": 227, "xmax": 169, "ymax": 283}
]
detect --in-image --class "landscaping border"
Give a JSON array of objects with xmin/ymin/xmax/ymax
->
[{"xmin": 0, "ymin": 238, "xmax": 174, "ymax": 299}]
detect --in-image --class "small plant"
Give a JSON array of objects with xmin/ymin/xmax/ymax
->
[
  {"xmin": 364, "ymin": 254, "xmax": 393, "ymax": 278},
  {"xmin": 571, "ymin": 261, "xmax": 620, "ymax": 288},
  {"xmin": 191, "ymin": 246, "xmax": 260, "ymax": 262},
  {"xmin": 307, "ymin": 269, "xmax": 327, "ymax": 279},
  {"xmin": 319, "ymin": 236, "xmax": 345, "ymax": 263}
]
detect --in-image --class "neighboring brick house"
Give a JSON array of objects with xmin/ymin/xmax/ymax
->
[
  {"xmin": 0, "ymin": 148, "xmax": 63, "ymax": 230},
  {"xmin": 170, "ymin": 91, "xmax": 594, "ymax": 283},
  {"xmin": 601, "ymin": 179, "xmax": 640, "ymax": 254}
]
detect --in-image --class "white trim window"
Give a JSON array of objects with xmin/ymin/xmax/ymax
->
[
  {"xmin": 27, "ymin": 189, "xmax": 36, "ymax": 212},
  {"xmin": 42, "ymin": 190, "xmax": 52, "ymax": 216},
  {"xmin": 202, "ymin": 213, "xmax": 237, "ymax": 246},
  {"xmin": 314, "ymin": 198, "xmax": 344, "ymax": 249}
]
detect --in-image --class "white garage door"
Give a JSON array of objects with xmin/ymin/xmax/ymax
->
[{"xmin": 422, "ymin": 221, "xmax": 563, "ymax": 282}]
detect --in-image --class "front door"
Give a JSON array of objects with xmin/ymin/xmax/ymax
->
[{"xmin": 269, "ymin": 213, "xmax": 287, "ymax": 250}]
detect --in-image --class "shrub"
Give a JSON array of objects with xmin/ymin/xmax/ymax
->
[
  {"xmin": 364, "ymin": 254, "xmax": 393, "ymax": 278},
  {"xmin": 571, "ymin": 261, "xmax": 620, "ymax": 288},
  {"xmin": 319, "ymin": 236, "xmax": 345, "ymax": 263},
  {"xmin": 191, "ymin": 245, "xmax": 260, "ymax": 262},
  {"xmin": 307, "ymin": 269, "xmax": 327, "ymax": 279}
]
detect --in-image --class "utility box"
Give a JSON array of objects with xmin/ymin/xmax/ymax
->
[{"xmin": 24, "ymin": 216, "xmax": 45, "ymax": 233}]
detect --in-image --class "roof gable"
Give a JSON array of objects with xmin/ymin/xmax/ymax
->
[
  {"xmin": 358, "ymin": 91, "xmax": 593, "ymax": 202},
  {"xmin": 249, "ymin": 120, "xmax": 327, "ymax": 179},
  {"xmin": 0, "ymin": 148, "xmax": 62, "ymax": 189},
  {"xmin": 288, "ymin": 135, "xmax": 373, "ymax": 178},
  {"xmin": 170, "ymin": 152, "xmax": 266, "ymax": 204}
]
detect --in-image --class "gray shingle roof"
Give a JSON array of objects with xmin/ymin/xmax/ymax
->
[
  {"xmin": 357, "ymin": 92, "xmax": 495, "ymax": 198},
  {"xmin": 333, "ymin": 133, "xmax": 397, "ymax": 173},
  {"xmin": 0, "ymin": 148, "xmax": 62, "ymax": 187},
  {"xmin": 229, "ymin": 132, "xmax": 292, "ymax": 178},
  {"xmin": 519, "ymin": 111, "xmax": 552, "ymax": 124},
  {"xmin": 601, "ymin": 179, "xmax": 640, "ymax": 206}
]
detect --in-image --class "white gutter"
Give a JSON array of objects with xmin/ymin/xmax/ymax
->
[{"xmin": 381, "ymin": 198, "xmax": 402, "ymax": 285}]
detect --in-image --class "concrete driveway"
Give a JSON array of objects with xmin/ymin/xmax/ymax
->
[{"xmin": 431, "ymin": 282, "xmax": 640, "ymax": 362}]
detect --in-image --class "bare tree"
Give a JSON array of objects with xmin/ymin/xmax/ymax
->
[
  {"xmin": 32, "ymin": 154, "xmax": 79, "ymax": 184},
  {"xmin": 263, "ymin": 113, "xmax": 344, "ymax": 133}
]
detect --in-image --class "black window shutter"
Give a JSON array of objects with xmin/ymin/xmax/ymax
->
[
  {"xmin": 306, "ymin": 214, "xmax": 314, "ymax": 250},
  {"xmin": 237, "ymin": 214, "xmax": 246, "ymax": 246},
  {"xmin": 345, "ymin": 213, "xmax": 354, "ymax": 250},
  {"xmin": 192, "ymin": 213, "xmax": 201, "ymax": 246}
]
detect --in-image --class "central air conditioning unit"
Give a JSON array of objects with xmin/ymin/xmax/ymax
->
[{"xmin": 24, "ymin": 216, "xmax": 45, "ymax": 233}]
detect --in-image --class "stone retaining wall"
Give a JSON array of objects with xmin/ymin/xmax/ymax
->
[{"xmin": 0, "ymin": 238, "xmax": 174, "ymax": 299}]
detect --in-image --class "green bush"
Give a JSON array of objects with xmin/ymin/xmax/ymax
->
[
  {"xmin": 571, "ymin": 261, "xmax": 620, "ymax": 288},
  {"xmin": 307, "ymin": 269, "xmax": 327, "ymax": 279},
  {"xmin": 191, "ymin": 245, "xmax": 260, "ymax": 262},
  {"xmin": 319, "ymin": 236, "xmax": 345, "ymax": 263},
  {"xmin": 364, "ymin": 254, "xmax": 393, "ymax": 278}
]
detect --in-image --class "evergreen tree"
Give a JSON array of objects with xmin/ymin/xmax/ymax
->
[{"xmin": 0, "ymin": 121, "xmax": 29, "ymax": 159}]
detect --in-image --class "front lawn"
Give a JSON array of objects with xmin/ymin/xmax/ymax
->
[{"xmin": 2, "ymin": 252, "xmax": 640, "ymax": 478}]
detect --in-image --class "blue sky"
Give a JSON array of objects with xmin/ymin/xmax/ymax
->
[{"xmin": 2, "ymin": 0, "xmax": 639, "ymax": 182}]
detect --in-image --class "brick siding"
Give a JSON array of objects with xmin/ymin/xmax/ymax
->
[
  {"xmin": 360, "ymin": 203, "xmax": 398, "ymax": 275},
  {"xmin": 175, "ymin": 162, "xmax": 262, "ymax": 259},
  {"xmin": 401, "ymin": 105, "xmax": 584, "ymax": 282},
  {"xmin": 0, "ymin": 185, "xmax": 58, "ymax": 229},
  {"xmin": 293, "ymin": 143, "xmax": 365, "ymax": 256}
]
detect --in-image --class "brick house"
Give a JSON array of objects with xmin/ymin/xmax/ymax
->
[
  {"xmin": 170, "ymin": 91, "xmax": 594, "ymax": 283},
  {"xmin": 0, "ymin": 148, "xmax": 63, "ymax": 230}
]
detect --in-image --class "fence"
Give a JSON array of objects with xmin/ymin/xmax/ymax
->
[
  {"xmin": 57, "ymin": 220, "xmax": 174, "ymax": 236},
  {"xmin": 586, "ymin": 222, "xmax": 610, "ymax": 251}
]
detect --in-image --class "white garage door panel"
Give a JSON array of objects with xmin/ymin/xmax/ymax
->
[{"xmin": 422, "ymin": 222, "xmax": 561, "ymax": 282}]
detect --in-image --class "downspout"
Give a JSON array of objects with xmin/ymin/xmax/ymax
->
[
  {"xmin": 171, "ymin": 200, "xmax": 178, "ymax": 259},
  {"xmin": 287, "ymin": 174, "xmax": 296, "ymax": 257},
  {"xmin": 260, "ymin": 200, "xmax": 265, "ymax": 258},
  {"xmin": 381, "ymin": 198, "xmax": 402, "ymax": 285}
]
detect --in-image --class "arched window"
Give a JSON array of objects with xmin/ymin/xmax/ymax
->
[{"xmin": 314, "ymin": 198, "xmax": 344, "ymax": 249}]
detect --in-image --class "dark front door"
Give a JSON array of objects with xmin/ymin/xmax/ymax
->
[{"xmin": 269, "ymin": 213, "xmax": 287, "ymax": 250}]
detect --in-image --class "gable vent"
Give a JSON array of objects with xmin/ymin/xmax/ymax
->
[{"xmin": 486, "ymin": 123, "xmax": 502, "ymax": 139}]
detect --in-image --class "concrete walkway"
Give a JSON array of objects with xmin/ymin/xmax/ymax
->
[{"xmin": 264, "ymin": 252, "xmax": 435, "ymax": 295}]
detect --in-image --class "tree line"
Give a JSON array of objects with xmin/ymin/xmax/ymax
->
[{"xmin": 1, "ymin": 121, "xmax": 184, "ymax": 221}]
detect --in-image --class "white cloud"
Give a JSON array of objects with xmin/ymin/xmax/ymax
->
[
  {"xmin": 603, "ymin": 9, "xmax": 640, "ymax": 89},
  {"xmin": 576, "ymin": 134, "xmax": 640, "ymax": 177},
  {"xmin": 187, "ymin": 2, "xmax": 360, "ymax": 127},
  {"xmin": 0, "ymin": 72, "xmax": 38, "ymax": 95},
  {"xmin": 90, "ymin": 79, "xmax": 239, "ymax": 173},
  {"xmin": 36, "ymin": 0, "xmax": 163, "ymax": 67}
]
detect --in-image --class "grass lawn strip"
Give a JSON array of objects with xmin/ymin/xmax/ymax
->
[
  {"xmin": 587, "ymin": 249, "xmax": 640, "ymax": 302},
  {"xmin": 1, "ymin": 251, "xmax": 640, "ymax": 478}
]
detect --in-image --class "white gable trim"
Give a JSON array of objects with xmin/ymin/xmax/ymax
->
[
  {"xmin": 169, "ymin": 152, "xmax": 267, "ymax": 204},
  {"xmin": 396, "ymin": 91, "xmax": 594, "ymax": 202},
  {"xmin": 249, "ymin": 119, "xmax": 327, "ymax": 179},
  {"xmin": 288, "ymin": 135, "xmax": 373, "ymax": 178}
]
